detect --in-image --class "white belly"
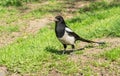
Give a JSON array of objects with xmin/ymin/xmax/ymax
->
[{"xmin": 58, "ymin": 31, "xmax": 75, "ymax": 45}]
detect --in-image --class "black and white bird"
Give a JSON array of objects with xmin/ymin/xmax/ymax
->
[{"xmin": 54, "ymin": 15, "xmax": 104, "ymax": 54}]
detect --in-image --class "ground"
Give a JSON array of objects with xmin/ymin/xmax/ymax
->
[{"xmin": 0, "ymin": 0, "xmax": 120, "ymax": 76}]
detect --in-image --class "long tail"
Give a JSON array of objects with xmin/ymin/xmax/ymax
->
[{"xmin": 78, "ymin": 37, "xmax": 105, "ymax": 44}]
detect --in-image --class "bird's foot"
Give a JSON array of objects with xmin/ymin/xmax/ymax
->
[
  {"xmin": 70, "ymin": 50, "xmax": 74, "ymax": 55},
  {"xmin": 62, "ymin": 50, "xmax": 65, "ymax": 54}
]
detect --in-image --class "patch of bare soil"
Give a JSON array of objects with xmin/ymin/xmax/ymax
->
[
  {"xmin": 0, "ymin": 32, "xmax": 21, "ymax": 48},
  {"xmin": 19, "ymin": 2, "xmax": 49, "ymax": 13},
  {"xmin": 68, "ymin": 37, "xmax": 120, "ymax": 76},
  {"xmin": 48, "ymin": 69, "xmax": 62, "ymax": 76},
  {"xmin": 25, "ymin": 17, "xmax": 52, "ymax": 34},
  {"xmin": 0, "ymin": 66, "xmax": 8, "ymax": 76}
]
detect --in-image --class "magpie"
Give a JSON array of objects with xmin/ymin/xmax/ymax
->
[{"xmin": 54, "ymin": 15, "xmax": 104, "ymax": 54}]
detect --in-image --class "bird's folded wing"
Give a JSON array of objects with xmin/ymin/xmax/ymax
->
[
  {"xmin": 65, "ymin": 28, "xmax": 96, "ymax": 43},
  {"xmin": 65, "ymin": 27, "xmax": 73, "ymax": 32},
  {"xmin": 65, "ymin": 27, "xmax": 80, "ymax": 40}
]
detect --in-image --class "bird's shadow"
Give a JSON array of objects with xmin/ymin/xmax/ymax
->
[
  {"xmin": 45, "ymin": 46, "xmax": 85, "ymax": 55},
  {"xmin": 45, "ymin": 42, "xmax": 106, "ymax": 55}
]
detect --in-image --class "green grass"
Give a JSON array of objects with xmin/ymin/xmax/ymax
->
[
  {"xmin": 80, "ymin": 66, "xmax": 95, "ymax": 76},
  {"xmin": 0, "ymin": 28, "xmax": 64, "ymax": 73},
  {"xmin": 101, "ymin": 47, "xmax": 120, "ymax": 61},
  {"xmin": 0, "ymin": 25, "xmax": 19, "ymax": 33},
  {"xmin": 0, "ymin": 1, "xmax": 120, "ymax": 75},
  {"xmin": 0, "ymin": 6, "xmax": 22, "ymax": 34},
  {"xmin": 0, "ymin": 6, "xmax": 19, "ymax": 24},
  {"xmin": 67, "ymin": 6, "xmax": 120, "ymax": 39},
  {"xmin": 0, "ymin": 0, "xmax": 43, "ymax": 6}
]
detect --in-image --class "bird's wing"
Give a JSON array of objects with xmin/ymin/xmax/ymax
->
[
  {"xmin": 65, "ymin": 27, "xmax": 73, "ymax": 32},
  {"xmin": 65, "ymin": 27, "xmax": 99, "ymax": 43},
  {"xmin": 65, "ymin": 27, "xmax": 80, "ymax": 40}
]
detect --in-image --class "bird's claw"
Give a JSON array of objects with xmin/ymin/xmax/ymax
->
[{"xmin": 62, "ymin": 50, "xmax": 65, "ymax": 54}]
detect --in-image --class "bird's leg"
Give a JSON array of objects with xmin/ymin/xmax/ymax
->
[
  {"xmin": 63, "ymin": 44, "xmax": 67, "ymax": 54},
  {"xmin": 70, "ymin": 45, "xmax": 75, "ymax": 55},
  {"xmin": 72, "ymin": 45, "xmax": 75, "ymax": 51}
]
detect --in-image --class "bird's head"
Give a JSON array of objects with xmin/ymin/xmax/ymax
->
[{"xmin": 54, "ymin": 15, "xmax": 65, "ymax": 23}]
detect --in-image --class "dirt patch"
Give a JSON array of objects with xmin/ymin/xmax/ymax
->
[
  {"xmin": 0, "ymin": 32, "xmax": 21, "ymax": 48},
  {"xmin": 25, "ymin": 17, "xmax": 52, "ymax": 34},
  {"xmin": 19, "ymin": 2, "xmax": 49, "ymax": 13},
  {"xmin": 48, "ymin": 69, "xmax": 62, "ymax": 76},
  {"xmin": 0, "ymin": 66, "xmax": 8, "ymax": 76}
]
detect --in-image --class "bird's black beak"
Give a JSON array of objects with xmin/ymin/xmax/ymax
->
[{"xmin": 54, "ymin": 18, "xmax": 59, "ymax": 22}]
